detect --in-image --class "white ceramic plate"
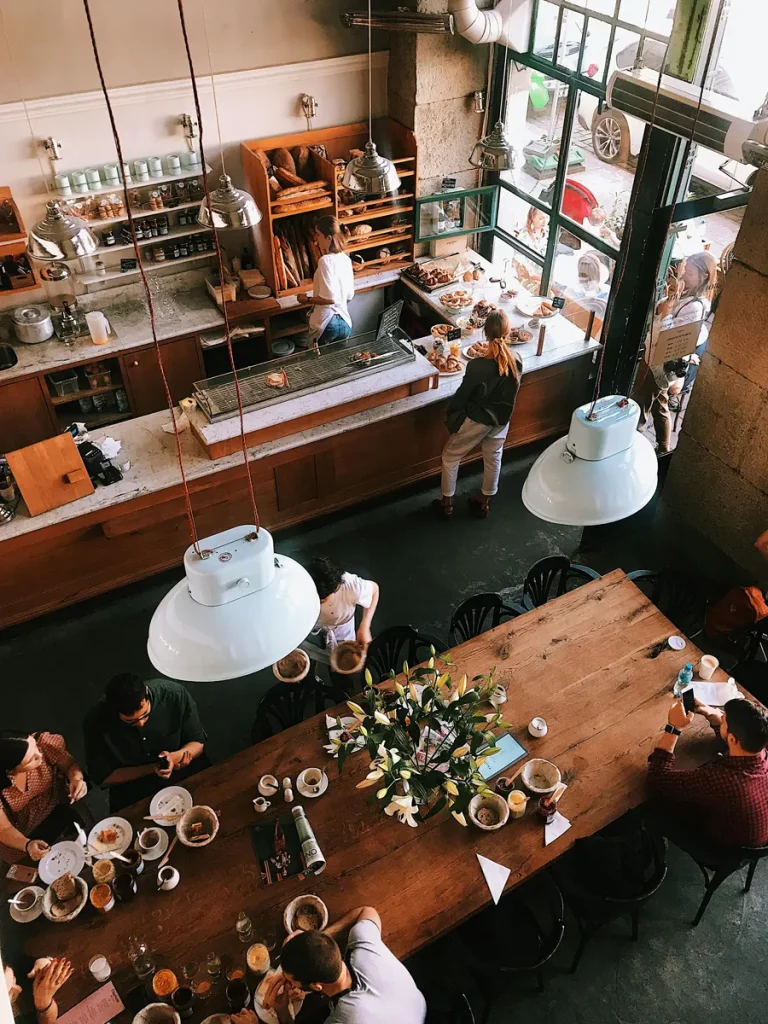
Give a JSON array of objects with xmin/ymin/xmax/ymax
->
[
  {"xmin": 42, "ymin": 875, "xmax": 88, "ymax": 923},
  {"xmin": 9, "ymin": 886, "xmax": 44, "ymax": 924},
  {"xmin": 515, "ymin": 294, "xmax": 558, "ymax": 318},
  {"xmin": 296, "ymin": 769, "xmax": 329, "ymax": 799},
  {"xmin": 461, "ymin": 340, "xmax": 488, "ymax": 360},
  {"xmin": 39, "ymin": 841, "xmax": 85, "ymax": 885},
  {"xmin": 134, "ymin": 828, "xmax": 170, "ymax": 861},
  {"xmin": 149, "ymin": 786, "xmax": 193, "ymax": 824},
  {"xmin": 88, "ymin": 816, "xmax": 133, "ymax": 856}
]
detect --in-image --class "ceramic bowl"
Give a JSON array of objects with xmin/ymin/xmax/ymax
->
[
  {"xmin": 329, "ymin": 641, "xmax": 366, "ymax": 675},
  {"xmin": 132, "ymin": 1004, "xmax": 181, "ymax": 1024},
  {"xmin": 283, "ymin": 894, "xmax": 329, "ymax": 934},
  {"xmin": 176, "ymin": 805, "xmax": 219, "ymax": 848},
  {"xmin": 272, "ymin": 648, "xmax": 310, "ymax": 683},
  {"xmin": 521, "ymin": 758, "xmax": 561, "ymax": 796},
  {"xmin": 468, "ymin": 791, "xmax": 509, "ymax": 831}
]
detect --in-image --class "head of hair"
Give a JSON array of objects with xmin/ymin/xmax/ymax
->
[
  {"xmin": 105, "ymin": 674, "xmax": 148, "ymax": 716},
  {"xmin": 315, "ymin": 215, "xmax": 346, "ymax": 254},
  {"xmin": 0, "ymin": 731, "xmax": 31, "ymax": 777},
  {"xmin": 307, "ymin": 556, "xmax": 344, "ymax": 601},
  {"xmin": 684, "ymin": 251, "xmax": 717, "ymax": 301},
  {"xmin": 724, "ymin": 698, "xmax": 768, "ymax": 753},
  {"xmin": 281, "ymin": 931, "xmax": 343, "ymax": 988},
  {"xmin": 525, "ymin": 207, "xmax": 545, "ymax": 235},
  {"xmin": 484, "ymin": 310, "xmax": 521, "ymax": 381},
  {"xmin": 577, "ymin": 252, "xmax": 602, "ymax": 291}
]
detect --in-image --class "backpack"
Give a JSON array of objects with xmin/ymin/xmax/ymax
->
[{"xmin": 705, "ymin": 585, "xmax": 768, "ymax": 638}]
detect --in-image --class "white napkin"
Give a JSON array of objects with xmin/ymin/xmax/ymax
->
[
  {"xmin": 544, "ymin": 811, "xmax": 571, "ymax": 846},
  {"xmin": 693, "ymin": 678, "xmax": 743, "ymax": 706},
  {"xmin": 477, "ymin": 854, "xmax": 510, "ymax": 904}
]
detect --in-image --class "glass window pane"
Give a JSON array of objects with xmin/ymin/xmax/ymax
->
[
  {"xmin": 549, "ymin": 228, "xmax": 615, "ymax": 338},
  {"xmin": 497, "ymin": 190, "xmax": 550, "ymax": 258},
  {"xmin": 492, "ymin": 235, "xmax": 544, "ymax": 295},
  {"xmin": 534, "ymin": 1, "xmax": 560, "ymax": 61},
  {"xmin": 557, "ymin": 10, "xmax": 585, "ymax": 71},
  {"xmin": 709, "ymin": 0, "xmax": 768, "ymax": 109},
  {"xmin": 567, "ymin": 87, "xmax": 636, "ymax": 243},
  {"xmin": 619, "ymin": 0, "xmax": 649, "ymax": 26},
  {"xmin": 610, "ymin": 28, "xmax": 641, "ymax": 71},
  {"xmin": 586, "ymin": 0, "xmax": 615, "ymax": 14},
  {"xmin": 581, "ymin": 17, "xmax": 613, "ymax": 82},
  {"xmin": 502, "ymin": 64, "xmax": 568, "ymax": 204},
  {"xmin": 686, "ymin": 144, "xmax": 756, "ymax": 201}
]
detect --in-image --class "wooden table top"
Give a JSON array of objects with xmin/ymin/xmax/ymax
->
[{"xmin": 24, "ymin": 569, "xmax": 724, "ymax": 1014}]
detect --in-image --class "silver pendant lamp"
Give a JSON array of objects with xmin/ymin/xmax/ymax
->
[
  {"xmin": 27, "ymin": 201, "xmax": 98, "ymax": 261},
  {"xmin": 469, "ymin": 120, "xmax": 516, "ymax": 171},
  {"xmin": 342, "ymin": 0, "xmax": 400, "ymax": 195},
  {"xmin": 197, "ymin": 173, "xmax": 262, "ymax": 230}
]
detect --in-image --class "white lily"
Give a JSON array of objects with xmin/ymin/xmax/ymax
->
[
  {"xmin": 457, "ymin": 674, "xmax": 467, "ymax": 697},
  {"xmin": 395, "ymin": 682, "xmax": 406, "ymax": 698},
  {"xmin": 408, "ymin": 681, "xmax": 421, "ymax": 704},
  {"xmin": 449, "ymin": 689, "xmax": 460, "ymax": 703},
  {"xmin": 452, "ymin": 810, "xmax": 468, "ymax": 827},
  {"xmin": 356, "ymin": 776, "xmax": 381, "ymax": 789},
  {"xmin": 347, "ymin": 700, "xmax": 366, "ymax": 718},
  {"xmin": 384, "ymin": 793, "xmax": 419, "ymax": 828},
  {"xmin": 443, "ymin": 779, "xmax": 459, "ymax": 797},
  {"xmin": 452, "ymin": 744, "xmax": 470, "ymax": 759},
  {"xmin": 374, "ymin": 710, "xmax": 390, "ymax": 727}
]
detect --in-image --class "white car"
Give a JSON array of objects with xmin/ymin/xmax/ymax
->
[{"xmin": 578, "ymin": 39, "xmax": 756, "ymax": 194}]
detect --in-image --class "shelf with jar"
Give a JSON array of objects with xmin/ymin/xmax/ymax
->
[
  {"xmin": 242, "ymin": 119, "xmax": 418, "ymax": 298},
  {"xmin": 92, "ymin": 213, "xmax": 214, "ymax": 255},
  {"xmin": 77, "ymin": 246, "xmax": 215, "ymax": 286},
  {"xmin": 46, "ymin": 358, "xmax": 132, "ymax": 430}
]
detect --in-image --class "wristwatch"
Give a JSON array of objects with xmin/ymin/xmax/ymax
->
[{"xmin": 664, "ymin": 723, "xmax": 681, "ymax": 736}]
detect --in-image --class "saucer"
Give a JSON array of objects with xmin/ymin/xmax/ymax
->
[
  {"xmin": 10, "ymin": 886, "xmax": 44, "ymax": 924},
  {"xmin": 135, "ymin": 829, "xmax": 170, "ymax": 861},
  {"xmin": 296, "ymin": 769, "xmax": 329, "ymax": 799}
]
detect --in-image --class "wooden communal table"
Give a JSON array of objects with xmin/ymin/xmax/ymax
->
[{"xmin": 24, "ymin": 570, "xmax": 722, "ymax": 1016}]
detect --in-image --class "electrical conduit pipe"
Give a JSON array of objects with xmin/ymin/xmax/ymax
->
[{"xmin": 449, "ymin": 0, "xmax": 526, "ymax": 45}]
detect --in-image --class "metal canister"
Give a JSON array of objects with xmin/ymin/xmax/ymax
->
[{"xmin": 11, "ymin": 304, "xmax": 54, "ymax": 344}]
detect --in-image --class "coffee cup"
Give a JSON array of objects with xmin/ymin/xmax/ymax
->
[
  {"xmin": 138, "ymin": 828, "xmax": 162, "ymax": 854},
  {"xmin": 303, "ymin": 768, "xmax": 323, "ymax": 794},
  {"xmin": 172, "ymin": 986, "xmax": 195, "ymax": 1019},
  {"xmin": 258, "ymin": 774, "xmax": 279, "ymax": 797},
  {"xmin": 507, "ymin": 790, "xmax": 529, "ymax": 819},
  {"xmin": 123, "ymin": 848, "xmax": 144, "ymax": 875},
  {"xmin": 253, "ymin": 797, "xmax": 271, "ymax": 813},
  {"xmin": 157, "ymin": 866, "xmax": 180, "ymax": 891},
  {"xmin": 699, "ymin": 655, "xmax": 719, "ymax": 681},
  {"xmin": 14, "ymin": 887, "xmax": 39, "ymax": 913},
  {"xmin": 528, "ymin": 716, "xmax": 548, "ymax": 738}
]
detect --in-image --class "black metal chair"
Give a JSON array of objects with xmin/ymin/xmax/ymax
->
[
  {"xmin": 627, "ymin": 568, "xmax": 709, "ymax": 638},
  {"xmin": 458, "ymin": 872, "xmax": 565, "ymax": 1016},
  {"xmin": 365, "ymin": 625, "xmax": 447, "ymax": 683},
  {"xmin": 522, "ymin": 555, "xmax": 601, "ymax": 609},
  {"xmin": 251, "ymin": 676, "xmax": 348, "ymax": 743},
  {"xmin": 449, "ymin": 593, "xmax": 527, "ymax": 645},
  {"xmin": 671, "ymin": 839, "xmax": 768, "ymax": 926},
  {"xmin": 553, "ymin": 826, "xmax": 667, "ymax": 971}
]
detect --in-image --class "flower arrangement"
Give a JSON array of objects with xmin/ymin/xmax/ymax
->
[{"xmin": 330, "ymin": 653, "xmax": 509, "ymax": 827}]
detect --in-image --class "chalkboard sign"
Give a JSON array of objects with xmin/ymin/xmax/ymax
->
[
  {"xmin": 551, "ymin": 296, "xmax": 565, "ymax": 309},
  {"xmin": 446, "ymin": 327, "xmax": 463, "ymax": 341},
  {"xmin": 376, "ymin": 299, "xmax": 404, "ymax": 340}
]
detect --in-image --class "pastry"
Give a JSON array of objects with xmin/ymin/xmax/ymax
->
[
  {"xmin": 350, "ymin": 351, "xmax": 374, "ymax": 364},
  {"xmin": 466, "ymin": 341, "xmax": 489, "ymax": 359},
  {"xmin": 431, "ymin": 324, "xmax": 453, "ymax": 339},
  {"xmin": 352, "ymin": 224, "xmax": 373, "ymax": 237},
  {"xmin": 97, "ymin": 827, "xmax": 118, "ymax": 846},
  {"xmin": 265, "ymin": 370, "xmax": 288, "ymax": 389},
  {"xmin": 290, "ymin": 146, "xmax": 312, "ymax": 179},
  {"xmin": 52, "ymin": 872, "xmax": 77, "ymax": 902},
  {"xmin": 533, "ymin": 300, "xmax": 556, "ymax": 317},
  {"xmin": 440, "ymin": 289, "xmax": 473, "ymax": 310}
]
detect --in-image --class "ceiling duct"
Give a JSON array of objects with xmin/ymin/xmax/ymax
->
[{"xmin": 448, "ymin": 0, "xmax": 530, "ymax": 48}]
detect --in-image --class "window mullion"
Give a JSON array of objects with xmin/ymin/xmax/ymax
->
[{"xmin": 541, "ymin": 83, "xmax": 577, "ymax": 294}]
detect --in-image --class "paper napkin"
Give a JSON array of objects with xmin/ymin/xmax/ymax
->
[
  {"xmin": 544, "ymin": 811, "xmax": 572, "ymax": 846},
  {"xmin": 477, "ymin": 853, "xmax": 511, "ymax": 904}
]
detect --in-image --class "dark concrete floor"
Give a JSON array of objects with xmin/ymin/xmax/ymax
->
[{"xmin": 4, "ymin": 445, "xmax": 766, "ymax": 1023}]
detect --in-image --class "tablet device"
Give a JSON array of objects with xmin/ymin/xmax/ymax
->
[{"xmin": 477, "ymin": 732, "xmax": 528, "ymax": 780}]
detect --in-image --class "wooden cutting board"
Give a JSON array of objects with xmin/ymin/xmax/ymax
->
[{"xmin": 6, "ymin": 433, "xmax": 94, "ymax": 516}]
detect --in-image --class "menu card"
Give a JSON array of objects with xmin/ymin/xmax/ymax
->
[{"xmin": 58, "ymin": 984, "xmax": 124, "ymax": 1024}]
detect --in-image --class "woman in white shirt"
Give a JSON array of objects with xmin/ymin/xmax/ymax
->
[
  {"xmin": 301, "ymin": 556, "xmax": 379, "ymax": 667},
  {"xmin": 299, "ymin": 216, "xmax": 355, "ymax": 347}
]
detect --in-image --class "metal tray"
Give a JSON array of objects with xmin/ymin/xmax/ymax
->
[{"xmin": 193, "ymin": 326, "xmax": 415, "ymax": 422}]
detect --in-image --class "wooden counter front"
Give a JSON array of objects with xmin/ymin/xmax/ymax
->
[{"xmin": 0, "ymin": 355, "xmax": 591, "ymax": 630}]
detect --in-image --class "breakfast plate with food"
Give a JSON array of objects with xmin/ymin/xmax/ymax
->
[
  {"xmin": 149, "ymin": 785, "xmax": 194, "ymax": 825},
  {"xmin": 515, "ymin": 294, "xmax": 558, "ymax": 319},
  {"xmin": 430, "ymin": 323, "xmax": 455, "ymax": 341},
  {"xmin": 439, "ymin": 289, "xmax": 473, "ymax": 311},
  {"xmin": 424, "ymin": 339, "xmax": 465, "ymax": 375},
  {"xmin": 88, "ymin": 816, "xmax": 133, "ymax": 856},
  {"xmin": 462, "ymin": 339, "xmax": 489, "ymax": 360},
  {"xmin": 508, "ymin": 327, "xmax": 533, "ymax": 345},
  {"xmin": 39, "ymin": 841, "xmax": 85, "ymax": 885}
]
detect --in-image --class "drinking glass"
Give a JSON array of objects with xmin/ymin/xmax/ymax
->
[
  {"xmin": 206, "ymin": 952, "xmax": 222, "ymax": 979},
  {"xmin": 182, "ymin": 962, "xmax": 198, "ymax": 984},
  {"xmin": 128, "ymin": 936, "xmax": 155, "ymax": 980}
]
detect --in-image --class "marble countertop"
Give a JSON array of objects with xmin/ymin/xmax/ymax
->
[{"xmin": 0, "ymin": 270, "xmax": 225, "ymax": 383}]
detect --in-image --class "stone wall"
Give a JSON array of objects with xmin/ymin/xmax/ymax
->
[{"xmin": 663, "ymin": 169, "xmax": 768, "ymax": 586}]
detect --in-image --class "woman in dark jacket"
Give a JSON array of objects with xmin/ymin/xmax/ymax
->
[{"xmin": 433, "ymin": 310, "xmax": 522, "ymax": 520}]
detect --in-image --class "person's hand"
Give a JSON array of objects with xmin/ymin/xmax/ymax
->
[
  {"xmin": 297, "ymin": 293, "xmax": 311, "ymax": 305},
  {"xmin": 356, "ymin": 623, "xmax": 372, "ymax": 647},
  {"xmin": 68, "ymin": 772, "xmax": 87, "ymax": 803},
  {"xmin": 168, "ymin": 747, "xmax": 194, "ymax": 770},
  {"xmin": 695, "ymin": 700, "xmax": 724, "ymax": 728},
  {"xmin": 32, "ymin": 958, "xmax": 73, "ymax": 1010},
  {"xmin": 668, "ymin": 699, "xmax": 694, "ymax": 731},
  {"xmin": 231, "ymin": 1011, "xmax": 259, "ymax": 1024},
  {"xmin": 26, "ymin": 839, "xmax": 49, "ymax": 861}
]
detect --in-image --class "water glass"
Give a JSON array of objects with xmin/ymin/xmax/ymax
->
[{"xmin": 206, "ymin": 952, "xmax": 222, "ymax": 979}]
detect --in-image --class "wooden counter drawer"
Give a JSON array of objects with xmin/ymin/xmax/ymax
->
[{"xmin": 120, "ymin": 336, "xmax": 204, "ymax": 416}]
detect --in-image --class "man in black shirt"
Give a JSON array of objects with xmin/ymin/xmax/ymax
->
[{"xmin": 84, "ymin": 675, "xmax": 209, "ymax": 812}]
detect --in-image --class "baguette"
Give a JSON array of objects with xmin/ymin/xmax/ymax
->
[
  {"xmin": 273, "ymin": 190, "xmax": 329, "ymax": 206},
  {"xmin": 273, "ymin": 235, "xmax": 287, "ymax": 292},
  {"xmin": 275, "ymin": 198, "xmax": 332, "ymax": 217},
  {"xmin": 274, "ymin": 166, "xmax": 306, "ymax": 188},
  {"xmin": 274, "ymin": 181, "xmax": 329, "ymax": 200}
]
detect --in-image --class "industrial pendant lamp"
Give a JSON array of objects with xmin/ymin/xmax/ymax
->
[
  {"xmin": 197, "ymin": 173, "xmax": 261, "ymax": 230},
  {"xmin": 342, "ymin": 0, "xmax": 400, "ymax": 195},
  {"xmin": 469, "ymin": 5, "xmax": 517, "ymax": 172},
  {"xmin": 522, "ymin": 397, "xmax": 658, "ymax": 526},
  {"xmin": 27, "ymin": 200, "xmax": 98, "ymax": 261},
  {"xmin": 148, "ymin": 526, "xmax": 320, "ymax": 682}
]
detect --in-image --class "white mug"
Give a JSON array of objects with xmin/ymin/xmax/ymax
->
[
  {"xmin": 157, "ymin": 866, "xmax": 180, "ymax": 891},
  {"xmin": 303, "ymin": 769, "xmax": 323, "ymax": 794},
  {"xmin": 699, "ymin": 655, "xmax": 719, "ymax": 680},
  {"xmin": 258, "ymin": 774, "xmax": 279, "ymax": 797},
  {"xmin": 253, "ymin": 797, "xmax": 271, "ymax": 813},
  {"xmin": 138, "ymin": 828, "xmax": 162, "ymax": 853}
]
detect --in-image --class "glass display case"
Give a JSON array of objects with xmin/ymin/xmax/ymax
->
[{"xmin": 415, "ymin": 185, "xmax": 497, "ymax": 243}]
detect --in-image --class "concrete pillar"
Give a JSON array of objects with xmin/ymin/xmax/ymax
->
[
  {"xmin": 663, "ymin": 169, "xmax": 768, "ymax": 585},
  {"xmin": 387, "ymin": 0, "xmax": 492, "ymax": 195}
]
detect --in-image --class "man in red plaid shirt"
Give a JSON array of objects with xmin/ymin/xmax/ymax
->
[{"xmin": 647, "ymin": 697, "xmax": 768, "ymax": 848}]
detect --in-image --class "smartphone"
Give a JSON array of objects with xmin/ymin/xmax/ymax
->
[
  {"xmin": 7, "ymin": 864, "xmax": 37, "ymax": 884},
  {"xmin": 156, "ymin": 753, "xmax": 171, "ymax": 770},
  {"xmin": 683, "ymin": 686, "xmax": 696, "ymax": 714},
  {"xmin": 477, "ymin": 732, "xmax": 528, "ymax": 780}
]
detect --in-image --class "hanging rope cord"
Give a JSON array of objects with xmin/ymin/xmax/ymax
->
[
  {"xmin": 590, "ymin": 6, "xmax": 723, "ymax": 418},
  {"xmin": 176, "ymin": 0, "xmax": 261, "ymax": 534},
  {"xmin": 80, "ymin": 0, "xmax": 201, "ymax": 554}
]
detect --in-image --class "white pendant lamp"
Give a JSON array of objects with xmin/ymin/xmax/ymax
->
[
  {"xmin": 342, "ymin": 0, "xmax": 400, "ymax": 195},
  {"xmin": 522, "ymin": 396, "xmax": 658, "ymax": 526},
  {"xmin": 148, "ymin": 526, "xmax": 320, "ymax": 682},
  {"xmin": 197, "ymin": 173, "xmax": 261, "ymax": 230},
  {"xmin": 27, "ymin": 201, "xmax": 98, "ymax": 261}
]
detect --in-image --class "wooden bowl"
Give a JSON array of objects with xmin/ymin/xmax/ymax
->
[
  {"xmin": 468, "ymin": 792, "xmax": 509, "ymax": 831},
  {"xmin": 283, "ymin": 894, "xmax": 329, "ymax": 934},
  {"xmin": 42, "ymin": 875, "xmax": 88, "ymax": 923},
  {"xmin": 272, "ymin": 648, "xmax": 310, "ymax": 684},
  {"xmin": 330, "ymin": 641, "xmax": 366, "ymax": 675},
  {"xmin": 132, "ymin": 1004, "xmax": 181, "ymax": 1024},
  {"xmin": 521, "ymin": 758, "xmax": 561, "ymax": 795},
  {"xmin": 176, "ymin": 805, "xmax": 219, "ymax": 848}
]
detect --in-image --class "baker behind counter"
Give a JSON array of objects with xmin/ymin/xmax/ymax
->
[{"xmin": 298, "ymin": 216, "xmax": 355, "ymax": 348}]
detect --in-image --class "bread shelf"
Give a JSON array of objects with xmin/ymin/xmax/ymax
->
[
  {"xmin": 338, "ymin": 192, "xmax": 414, "ymax": 213},
  {"xmin": 271, "ymin": 197, "xmax": 334, "ymax": 220},
  {"xmin": 347, "ymin": 230, "xmax": 413, "ymax": 253},
  {"xmin": 354, "ymin": 256, "xmax": 412, "ymax": 276},
  {"xmin": 271, "ymin": 315, "xmax": 310, "ymax": 340},
  {"xmin": 340, "ymin": 203, "xmax": 414, "ymax": 226}
]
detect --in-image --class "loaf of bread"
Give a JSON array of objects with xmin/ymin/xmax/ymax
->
[
  {"xmin": 254, "ymin": 150, "xmax": 272, "ymax": 175},
  {"xmin": 291, "ymin": 146, "xmax": 312, "ymax": 179},
  {"xmin": 352, "ymin": 224, "xmax": 373, "ymax": 237},
  {"xmin": 270, "ymin": 148, "xmax": 297, "ymax": 176},
  {"xmin": 273, "ymin": 166, "xmax": 306, "ymax": 188}
]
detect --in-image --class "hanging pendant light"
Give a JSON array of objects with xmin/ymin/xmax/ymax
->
[
  {"xmin": 342, "ymin": 0, "xmax": 400, "ymax": 195},
  {"xmin": 27, "ymin": 201, "xmax": 98, "ymax": 261},
  {"xmin": 148, "ymin": 526, "xmax": 320, "ymax": 682},
  {"xmin": 469, "ymin": 120, "xmax": 517, "ymax": 171},
  {"xmin": 197, "ymin": 173, "xmax": 261, "ymax": 230},
  {"xmin": 522, "ymin": 397, "xmax": 658, "ymax": 526}
]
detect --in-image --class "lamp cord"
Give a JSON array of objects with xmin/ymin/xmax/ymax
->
[
  {"xmin": 177, "ymin": 0, "xmax": 261, "ymax": 534},
  {"xmin": 499, "ymin": 1, "xmax": 511, "ymax": 127},
  {"xmin": 80, "ymin": 0, "xmax": 201, "ymax": 555},
  {"xmin": 198, "ymin": 0, "xmax": 227, "ymax": 179},
  {"xmin": 368, "ymin": 0, "xmax": 373, "ymax": 143}
]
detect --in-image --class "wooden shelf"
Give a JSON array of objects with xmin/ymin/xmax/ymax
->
[
  {"xmin": 52, "ymin": 163, "xmax": 212, "ymax": 201},
  {"xmin": 93, "ymin": 223, "xmax": 213, "ymax": 255},
  {"xmin": 0, "ymin": 185, "xmax": 27, "ymax": 245},
  {"xmin": 392, "ymin": 157, "xmax": 416, "ymax": 165},
  {"xmin": 79, "ymin": 200, "xmax": 202, "ymax": 230},
  {"xmin": 338, "ymin": 192, "xmax": 414, "ymax": 213},
  {"xmin": 354, "ymin": 256, "xmax": 412, "ymax": 276},
  {"xmin": 271, "ymin": 197, "xmax": 334, "ymax": 220},
  {"xmin": 340, "ymin": 203, "xmax": 414, "ymax": 226},
  {"xmin": 1, "ymin": 280, "xmax": 41, "ymax": 297},
  {"xmin": 49, "ymin": 382, "xmax": 123, "ymax": 406},
  {"xmin": 347, "ymin": 230, "xmax": 413, "ymax": 253},
  {"xmin": 271, "ymin": 315, "xmax": 309, "ymax": 340},
  {"xmin": 77, "ymin": 251, "xmax": 213, "ymax": 285}
]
